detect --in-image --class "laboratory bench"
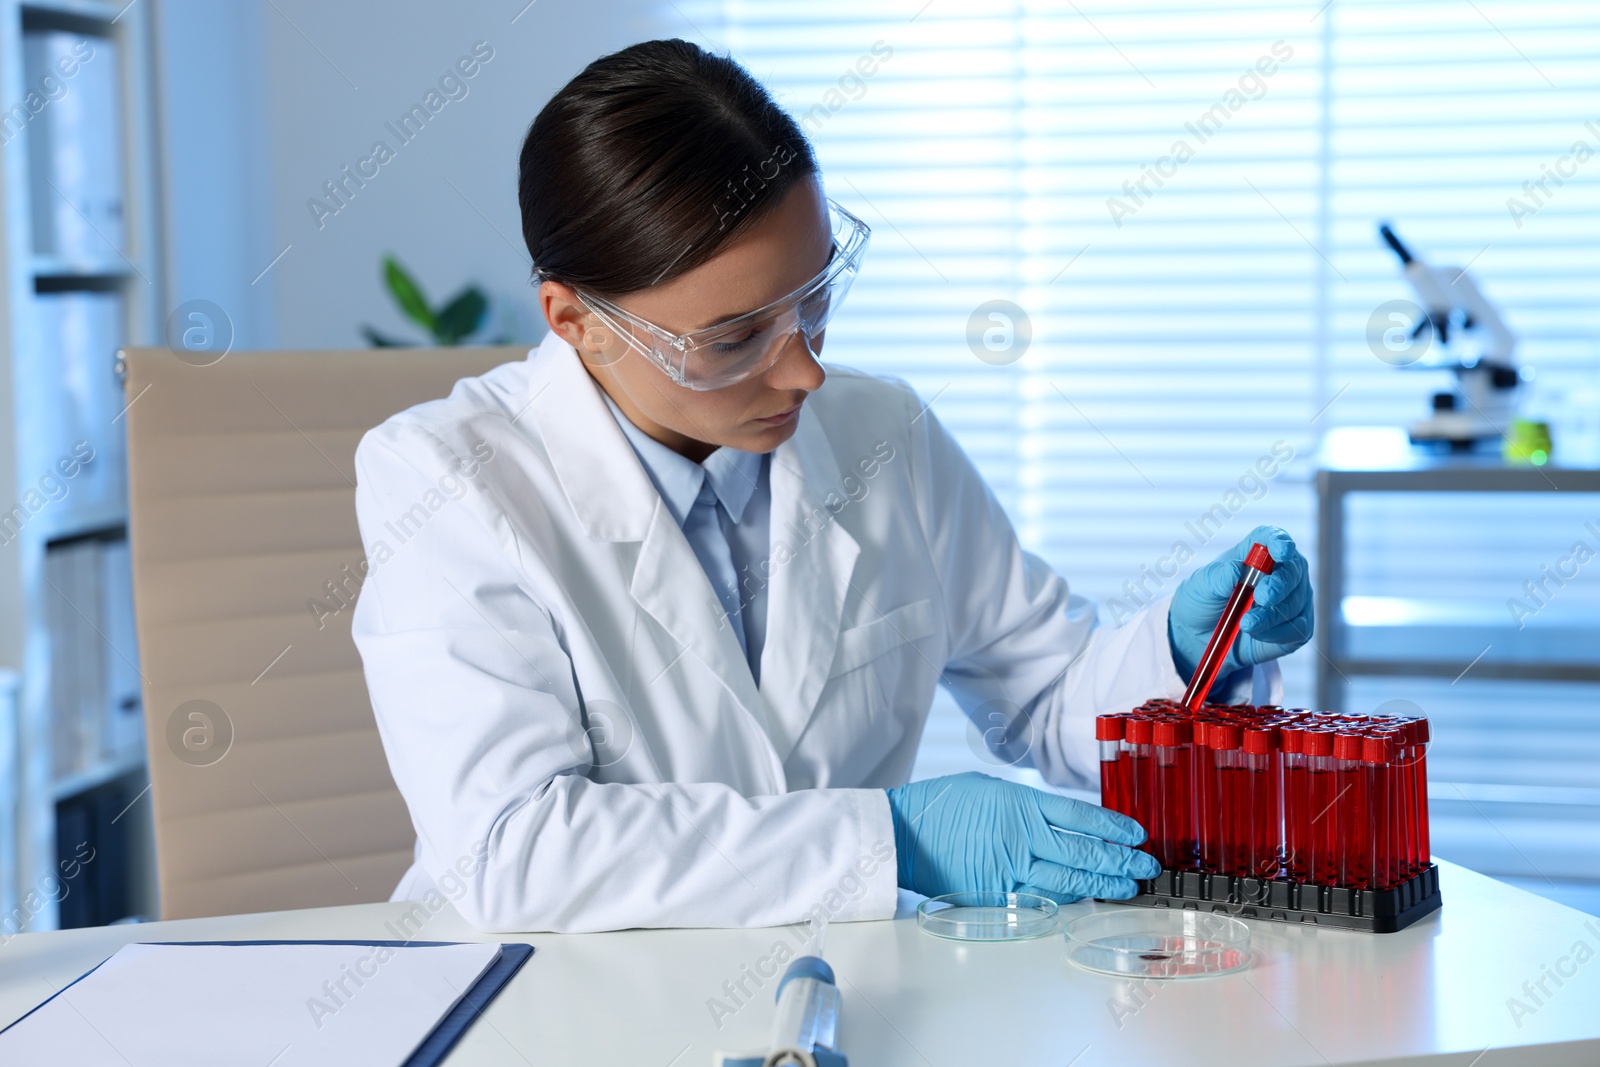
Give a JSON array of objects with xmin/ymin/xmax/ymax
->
[{"xmin": 2, "ymin": 858, "xmax": 1597, "ymax": 1065}]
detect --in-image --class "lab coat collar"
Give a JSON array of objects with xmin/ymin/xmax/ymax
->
[
  {"xmin": 524, "ymin": 331, "xmax": 658, "ymax": 542},
  {"xmin": 596, "ymin": 385, "xmax": 706, "ymax": 528},
  {"xmin": 595, "ymin": 385, "xmax": 766, "ymax": 528},
  {"xmin": 523, "ymin": 333, "xmax": 860, "ymax": 768}
]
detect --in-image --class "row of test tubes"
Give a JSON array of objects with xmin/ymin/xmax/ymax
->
[{"xmin": 1096, "ymin": 701, "xmax": 1432, "ymax": 891}]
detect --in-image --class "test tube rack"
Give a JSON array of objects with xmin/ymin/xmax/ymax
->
[{"xmin": 1096, "ymin": 700, "xmax": 1443, "ymax": 933}]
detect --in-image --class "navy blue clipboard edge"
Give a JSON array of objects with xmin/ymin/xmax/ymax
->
[{"xmin": 0, "ymin": 939, "xmax": 534, "ymax": 1067}]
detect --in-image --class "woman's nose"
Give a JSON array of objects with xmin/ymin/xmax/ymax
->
[{"xmin": 766, "ymin": 327, "xmax": 826, "ymax": 392}]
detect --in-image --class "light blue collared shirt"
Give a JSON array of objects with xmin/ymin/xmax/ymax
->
[{"xmin": 598, "ymin": 389, "xmax": 772, "ymax": 685}]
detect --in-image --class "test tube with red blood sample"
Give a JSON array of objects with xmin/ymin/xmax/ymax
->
[
  {"xmin": 1097, "ymin": 714, "xmax": 1130, "ymax": 818},
  {"xmin": 1304, "ymin": 729, "xmax": 1340, "ymax": 885},
  {"xmin": 1125, "ymin": 717, "xmax": 1158, "ymax": 856},
  {"xmin": 1243, "ymin": 725, "xmax": 1282, "ymax": 879},
  {"xmin": 1365, "ymin": 732, "xmax": 1401, "ymax": 889},
  {"xmin": 1334, "ymin": 730, "xmax": 1371, "ymax": 888},
  {"xmin": 1153, "ymin": 719, "xmax": 1196, "ymax": 870},
  {"xmin": 1210, "ymin": 722, "xmax": 1247, "ymax": 876},
  {"xmin": 1194, "ymin": 720, "xmax": 1222, "ymax": 872},
  {"xmin": 1386, "ymin": 723, "xmax": 1411, "ymax": 877},
  {"xmin": 1409, "ymin": 718, "xmax": 1432, "ymax": 871},
  {"xmin": 1281, "ymin": 725, "xmax": 1311, "ymax": 880},
  {"xmin": 1181, "ymin": 543, "xmax": 1277, "ymax": 712},
  {"xmin": 1387, "ymin": 717, "xmax": 1426, "ymax": 877}
]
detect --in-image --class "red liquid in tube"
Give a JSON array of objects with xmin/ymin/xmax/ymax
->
[
  {"xmin": 1126, "ymin": 717, "xmax": 1157, "ymax": 856},
  {"xmin": 1281, "ymin": 726, "xmax": 1311, "ymax": 880},
  {"xmin": 1243, "ymin": 726, "xmax": 1282, "ymax": 879},
  {"xmin": 1210, "ymin": 723, "xmax": 1247, "ymax": 876},
  {"xmin": 1195, "ymin": 721, "xmax": 1222, "ymax": 872},
  {"xmin": 1096, "ymin": 714, "xmax": 1130, "ymax": 817},
  {"xmin": 1153, "ymin": 719, "xmax": 1196, "ymax": 870},
  {"xmin": 1410, "ymin": 717, "xmax": 1432, "ymax": 869},
  {"xmin": 1383, "ymin": 722, "xmax": 1408, "ymax": 877},
  {"xmin": 1389, "ymin": 726, "xmax": 1411, "ymax": 885},
  {"xmin": 1181, "ymin": 543, "xmax": 1276, "ymax": 712},
  {"xmin": 1365, "ymin": 732, "xmax": 1399, "ymax": 889},
  {"xmin": 1335, "ymin": 731, "xmax": 1370, "ymax": 888},
  {"xmin": 1304, "ymin": 729, "xmax": 1340, "ymax": 885}
]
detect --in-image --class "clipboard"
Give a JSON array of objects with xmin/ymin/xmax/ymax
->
[{"xmin": 0, "ymin": 939, "xmax": 534, "ymax": 1067}]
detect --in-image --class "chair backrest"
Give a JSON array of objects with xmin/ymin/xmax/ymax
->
[{"xmin": 122, "ymin": 344, "xmax": 524, "ymax": 919}]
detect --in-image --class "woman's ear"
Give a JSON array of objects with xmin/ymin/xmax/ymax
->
[
  {"xmin": 538, "ymin": 279, "xmax": 626, "ymax": 371},
  {"xmin": 538, "ymin": 279, "xmax": 589, "ymax": 351}
]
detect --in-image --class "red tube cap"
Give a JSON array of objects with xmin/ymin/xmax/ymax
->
[
  {"xmin": 1280, "ymin": 726, "xmax": 1305, "ymax": 754},
  {"xmin": 1363, "ymin": 734, "xmax": 1396, "ymax": 763},
  {"xmin": 1210, "ymin": 723, "xmax": 1243, "ymax": 750},
  {"xmin": 1302, "ymin": 729, "xmax": 1333, "ymax": 757},
  {"xmin": 1152, "ymin": 720, "xmax": 1193, "ymax": 747},
  {"xmin": 1095, "ymin": 714, "xmax": 1126, "ymax": 741},
  {"xmin": 1244, "ymin": 542, "xmax": 1275, "ymax": 575},
  {"xmin": 1126, "ymin": 718, "xmax": 1153, "ymax": 745},
  {"xmin": 1243, "ymin": 727, "xmax": 1279, "ymax": 754},
  {"xmin": 1334, "ymin": 732, "xmax": 1365, "ymax": 761}
]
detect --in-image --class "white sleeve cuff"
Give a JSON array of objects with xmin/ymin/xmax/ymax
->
[{"xmin": 826, "ymin": 789, "xmax": 899, "ymax": 923}]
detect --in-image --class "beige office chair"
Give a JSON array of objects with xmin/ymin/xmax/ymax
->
[{"xmin": 122, "ymin": 344, "xmax": 525, "ymax": 919}]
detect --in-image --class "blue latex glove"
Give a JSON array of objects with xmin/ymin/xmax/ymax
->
[
  {"xmin": 1168, "ymin": 525, "xmax": 1313, "ymax": 684},
  {"xmin": 885, "ymin": 771, "xmax": 1160, "ymax": 902}
]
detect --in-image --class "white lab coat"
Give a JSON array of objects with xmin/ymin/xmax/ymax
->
[{"xmin": 350, "ymin": 330, "xmax": 1276, "ymax": 933}]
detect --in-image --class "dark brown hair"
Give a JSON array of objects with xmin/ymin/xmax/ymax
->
[{"xmin": 518, "ymin": 38, "xmax": 818, "ymax": 299}]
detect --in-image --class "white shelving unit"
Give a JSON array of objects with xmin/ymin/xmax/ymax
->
[{"xmin": 0, "ymin": 0, "xmax": 161, "ymax": 930}]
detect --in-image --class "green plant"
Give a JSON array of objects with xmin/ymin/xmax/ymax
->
[{"xmin": 362, "ymin": 255, "xmax": 496, "ymax": 346}]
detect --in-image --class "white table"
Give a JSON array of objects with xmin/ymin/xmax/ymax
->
[{"xmin": 3, "ymin": 860, "xmax": 1598, "ymax": 1066}]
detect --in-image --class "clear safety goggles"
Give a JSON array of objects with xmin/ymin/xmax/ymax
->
[{"xmin": 572, "ymin": 199, "xmax": 870, "ymax": 391}]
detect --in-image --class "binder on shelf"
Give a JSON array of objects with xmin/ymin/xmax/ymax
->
[
  {"xmin": 27, "ymin": 288, "xmax": 125, "ymax": 524},
  {"xmin": 0, "ymin": 939, "xmax": 534, "ymax": 1067},
  {"xmin": 99, "ymin": 538, "xmax": 143, "ymax": 762},
  {"xmin": 22, "ymin": 29, "xmax": 125, "ymax": 263},
  {"xmin": 45, "ymin": 538, "xmax": 100, "ymax": 782},
  {"xmin": 45, "ymin": 532, "xmax": 144, "ymax": 791}
]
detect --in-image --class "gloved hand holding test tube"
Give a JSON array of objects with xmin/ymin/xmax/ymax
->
[
  {"xmin": 1167, "ymin": 525, "xmax": 1313, "ymax": 704},
  {"xmin": 1181, "ymin": 542, "xmax": 1276, "ymax": 711}
]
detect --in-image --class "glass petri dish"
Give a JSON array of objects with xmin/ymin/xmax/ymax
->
[
  {"xmin": 1064, "ymin": 909, "xmax": 1251, "ymax": 978},
  {"xmin": 917, "ymin": 891, "xmax": 1059, "ymax": 942}
]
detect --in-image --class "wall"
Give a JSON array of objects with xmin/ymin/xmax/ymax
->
[
  {"xmin": 152, "ymin": 0, "xmax": 280, "ymax": 350},
  {"xmin": 157, "ymin": 0, "xmax": 696, "ymax": 352}
]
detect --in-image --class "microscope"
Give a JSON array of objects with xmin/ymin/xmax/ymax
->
[{"xmin": 1377, "ymin": 222, "xmax": 1522, "ymax": 449}]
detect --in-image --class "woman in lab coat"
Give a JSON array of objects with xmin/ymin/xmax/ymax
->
[{"xmin": 350, "ymin": 39, "xmax": 1313, "ymax": 933}]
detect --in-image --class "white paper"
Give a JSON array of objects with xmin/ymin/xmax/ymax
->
[{"xmin": 0, "ymin": 941, "xmax": 504, "ymax": 1067}]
